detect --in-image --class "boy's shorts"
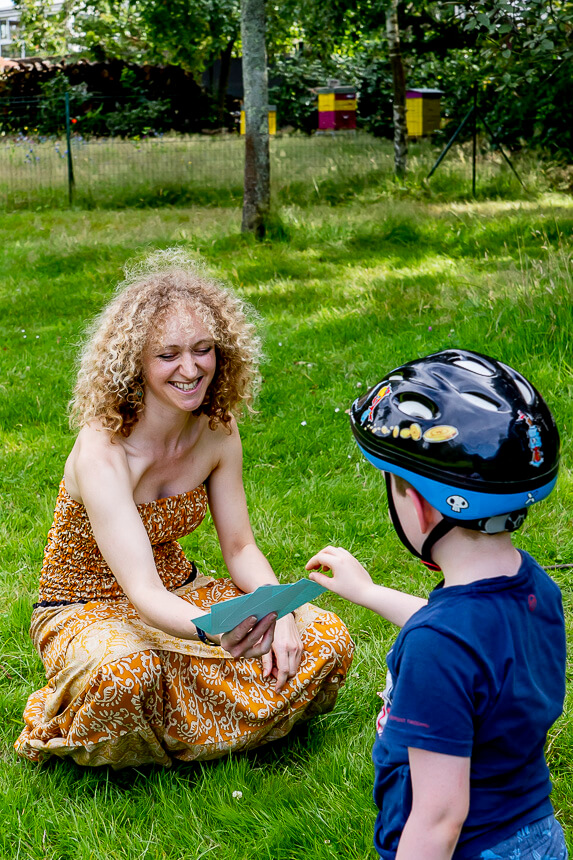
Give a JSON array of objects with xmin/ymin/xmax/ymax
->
[{"xmin": 476, "ymin": 814, "xmax": 567, "ymax": 859}]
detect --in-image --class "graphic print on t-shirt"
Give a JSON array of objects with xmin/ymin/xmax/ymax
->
[{"xmin": 376, "ymin": 666, "xmax": 394, "ymax": 736}]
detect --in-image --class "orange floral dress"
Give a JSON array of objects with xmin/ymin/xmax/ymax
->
[{"xmin": 15, "ymin": 481, "xmax": 354, "ymax": 769}]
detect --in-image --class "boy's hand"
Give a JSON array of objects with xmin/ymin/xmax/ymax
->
[
  {"xmin": 306, "ymin": 545, "xmax": 373, "ymax": 605},
  {"xmin": 307, "ymin": 546, "xmax": 427, "ymax": 627}
]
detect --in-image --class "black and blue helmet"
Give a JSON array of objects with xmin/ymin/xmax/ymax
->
[{"xmin": 350, "ymin": 349, "xmax": 559, "ymax": 567}]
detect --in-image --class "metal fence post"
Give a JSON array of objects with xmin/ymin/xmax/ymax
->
[{"xmin": 64, "ymin": 92, "xmax": 75, "ymax": 205}]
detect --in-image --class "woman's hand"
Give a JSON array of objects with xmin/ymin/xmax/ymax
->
[
  {"xmin": 261, "ymin": 613, "xmax": 303, "ymax": 693},
  {"xmin": 306, "ymin": 545, "xmax": 374, "ymax": 604},
  {"xmin": 220, "ymin": 612, "xmax": 277, "ymax": 658}
]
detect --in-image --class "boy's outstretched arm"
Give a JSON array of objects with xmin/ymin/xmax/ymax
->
[
  {"xmin": 306, "ymin": 546, "xmax": 427, "ymax": 628},
  {"xmin": 396, "ymin": 748, "xmax": 470, "ymax": 860}
]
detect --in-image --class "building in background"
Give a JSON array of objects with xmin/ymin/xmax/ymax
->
[
  {"xmin": 0, "ymin": 0, "xmax": 23, "ymax": 57},
  {"xmin": 0, "ymin": 0, "xmax": 64, "ymax": 58}
]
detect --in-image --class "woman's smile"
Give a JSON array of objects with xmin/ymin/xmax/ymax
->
[{"xmin": 169, "ymin": 378, "xmax": 203, "ymax": 392}]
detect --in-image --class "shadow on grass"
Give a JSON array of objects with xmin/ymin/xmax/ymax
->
[{"xmin": 206, "ymin": 204, "xmax": 573, "ymax": 286}]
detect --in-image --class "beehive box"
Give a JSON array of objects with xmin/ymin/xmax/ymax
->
[
  {"xmin": 240, "ymin": 105, "xmax": 277, "ymax": 135},
  {"xmin": 317, "ymin": 86, "xmax": 357, "ymax": 131},
  {"xmin": 406, "ymin": 89, "xmax": 443, "ymax": 137}
]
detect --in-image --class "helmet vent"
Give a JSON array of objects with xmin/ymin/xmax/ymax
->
[
  {"xmin": 460, "ymin": 391, "xmax": 500, "ymax": 412},
  {"xmin": 453, "ymin": 358, "xmax": 494, "ymax": 377},
  {"xmin": 397, "ymin": 396, "xmax": 436, "ymax": 420},
  {"xmin": 515, "ymin": 378, "xmax": 535, "ymax": 405},
  {"xmin": 388, "ymin": 373, "xmax": 404, "ymax": 381}
]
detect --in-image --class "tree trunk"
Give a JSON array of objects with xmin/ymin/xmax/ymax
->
[
  {"xmin": 240, "ymin": 0, "xmax": 270, "ymax": 237},
  {"xmin": 386, "ymin": 0, "xmax": 407, "ymax": 177}
]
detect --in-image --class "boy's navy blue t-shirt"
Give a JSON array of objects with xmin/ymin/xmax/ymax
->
[{"xmin": 372, "ymin": 550, "xmax": 566, "ymax": 860}]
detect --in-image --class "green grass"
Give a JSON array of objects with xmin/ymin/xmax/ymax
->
[{"xmin": 1, "ymin": 179, "xmax": 572, "ymax": 858}]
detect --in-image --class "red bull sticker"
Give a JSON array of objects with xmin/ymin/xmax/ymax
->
[{"xmin": 362, "ymin": 383, "xmax": 391, "ymax": 424}]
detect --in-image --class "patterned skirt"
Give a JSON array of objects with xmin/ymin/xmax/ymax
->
[{"xmin": 15, "ymin": 576, "xmax": 354, "ymax": 769}]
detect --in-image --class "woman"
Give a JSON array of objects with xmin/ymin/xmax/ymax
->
[{"xmin": 15, "ymin": 249, "xmax": 353, "ymax": 769}]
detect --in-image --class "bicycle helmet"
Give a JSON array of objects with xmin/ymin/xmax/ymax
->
[{"xmin": 350, "ymin": 349, "xmax": 560, "ymax": 569}]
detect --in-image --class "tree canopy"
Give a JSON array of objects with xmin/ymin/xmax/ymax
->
[{"xmin": 14, "ymin": 0, "xmax": 573, "ymax": 153}]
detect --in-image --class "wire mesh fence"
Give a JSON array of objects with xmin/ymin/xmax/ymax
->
[
  {"xmin": 0, "ymin": 93, "xmax": 526, "ymax": 210},
  {"xmin": 0, "ymin": 93, "xmax": 401, "ymax": 209},
  {"xmin": 0, "ymin": 130, "xmax": 398, "ymax": 210}
]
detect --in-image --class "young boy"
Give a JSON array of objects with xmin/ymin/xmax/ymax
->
[{"xmin": 307, "ymin": 349, "xmax": 567, "ymax": 860}]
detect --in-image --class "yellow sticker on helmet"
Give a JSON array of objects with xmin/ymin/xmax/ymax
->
[
  {"xmin": 409, "ymin": 423, "xmax": 422, "ymax": 441},
  {"xmin": 423, "ymin": 425, "xmax": 459, "ymax": 443}
]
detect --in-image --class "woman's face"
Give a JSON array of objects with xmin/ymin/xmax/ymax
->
[{"xmin": 141, "ymin": 309, "xmax": 217, "ymax": 414}]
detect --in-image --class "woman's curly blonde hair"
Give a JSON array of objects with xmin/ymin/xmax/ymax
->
[{"xmin": 70, "ymin": 249, "xmax": 261, "ymax": 437}]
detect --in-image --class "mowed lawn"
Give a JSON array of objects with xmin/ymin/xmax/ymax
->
[{"xmin": 0, "ymin": 188, "xmax": 572, "ymax": 859}]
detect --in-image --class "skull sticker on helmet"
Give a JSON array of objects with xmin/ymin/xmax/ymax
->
[{"xmin": 446, "ymin": 494, "xmax": 469, "ymax": 513}]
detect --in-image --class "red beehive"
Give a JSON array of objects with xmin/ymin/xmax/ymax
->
[{"xmin": 317, "ymin": 86, "xmax": 357, "ymax": 131}]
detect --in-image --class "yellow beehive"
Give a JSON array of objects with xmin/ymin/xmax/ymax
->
[
  {"xmin": 240, "ymin": 106, "xmax": 277, "ymax": 135},
  {"xmin": 318, "ymin": 92, "xmax": 335, "ymax": 112},
  {"xmin": 406, "ymin": 89, "xmax": 443, "ymax": 137}
]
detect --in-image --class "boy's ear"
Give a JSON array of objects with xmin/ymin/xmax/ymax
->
[{"xmin": 405, "ymin": 486, "xmax": 442, "ymax": 535}]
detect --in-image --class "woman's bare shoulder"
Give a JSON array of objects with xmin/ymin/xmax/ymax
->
[
  {"xmin": 206, "ymin": 415, "xmax": 242, "ymax": 454},
  {"xmin": 64, "ymin": 423, "xmax": 129, "ymax": 500},
  {"xmin": 202, "ymin": 417, "xmax": 245, "ymax": 486},
  {"xmin": 73, "ymin": 422, "xmax": 127, "ymax": 459}
]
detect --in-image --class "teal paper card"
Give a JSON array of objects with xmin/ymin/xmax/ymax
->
[{"xmin": 191, "ymin": 579, "xmax": 326, "ymax": 635}]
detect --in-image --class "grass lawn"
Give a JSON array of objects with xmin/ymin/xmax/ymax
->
[{"xmin": 0, "ymin": 178, "xmax": 572, "ymax": 858}]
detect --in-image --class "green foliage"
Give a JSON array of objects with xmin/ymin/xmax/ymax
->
[
  {"xmin": 462, "ymin": 0, "xmax": 573, "ymax": 83},
  {"xmin": 16, "ymin": 0, "xmax": 148, "ymax": 60},
  {"xmin": 350, "ymin": 50, "xmax": 393, "ymax": 138},
  {"xmin": 267, "ymin": 1, "xmax": 573, "ymax": 151},
  {"xmin": 138, "ymin": 0, "xmax": 240, "ymax": 74},
  {"xmin": 12, "ymin": 0, "xmax": 573, "ymax": 154},
  {"xmin": 452, "ymin": 0, "xmax": 573, "ymax": 152},
  {"xmin": 268, "ymin": 48, "xmax": 395, "ymax": 138},
  {"xmin": 16, "ymin": 0, "xmax": 72, "ymax": 56},
  {"xmin": 98, "ymin": 69, "xmax": 171, "ymax": 137},
  {"xmin": 268, "ymin": 55, "xmax": 323, "ymax": 133},
  {"xmin": 12, "ymin": 68, "xmax": 173, "ymax": 137},
  {"xmin": 37, "ymin": 71, "xmax": 89, "ymax": 135},
  {"xmin": 0, "ymin": 62, "xmax": 223, "ymax": 138},
  {"xmin": 268, "ymin": 52, "xmax": 374, "ymax": 133},
  {"xmin": 16, "ymin": 0, "xmax": 241, "ymax": 76}
]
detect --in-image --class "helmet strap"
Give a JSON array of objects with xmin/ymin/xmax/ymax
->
[{"xmin": 385, "ymin": 474, "xmax": 455, "ymax": 572}]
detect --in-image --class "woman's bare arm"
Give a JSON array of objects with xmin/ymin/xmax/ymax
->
[{"xmin": 207, "ymin": 420, "xmax": 303, "ymax": 689}]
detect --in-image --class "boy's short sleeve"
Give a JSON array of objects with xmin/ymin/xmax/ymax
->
[{"xmin": 383, "ymin": 625, "xmax": 480, "ymax": 757}]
